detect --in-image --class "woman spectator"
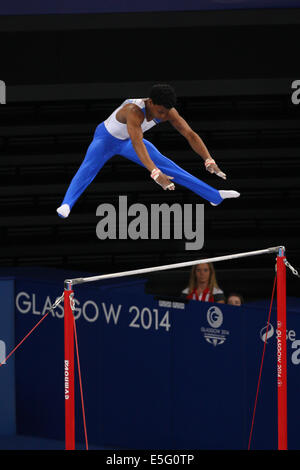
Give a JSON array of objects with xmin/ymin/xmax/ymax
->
[{"xmin": 182, "ymin": 263, "xmax": 225, "ymax": 303}]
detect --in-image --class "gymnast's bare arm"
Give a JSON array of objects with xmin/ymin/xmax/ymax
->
[
  {"xmin": 168, "ymin": 108, "xmax": 226, "ymax": 179},
  {"xmin": 124, "ymin": 105, "xmax": 175, "ymax": 190}
]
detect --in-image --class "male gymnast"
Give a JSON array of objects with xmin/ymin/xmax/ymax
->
[{"xmin": 57, "ymin": 83, "xmax": 239, "ymax": 218}]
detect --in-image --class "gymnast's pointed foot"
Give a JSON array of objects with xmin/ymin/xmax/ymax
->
[
  {"xmin": 210, "ymin": 190, "xmax": 240, "ymax": 206},
  {"xmin": 56, "ymin": 203, "xmax": 70, "ymax": 218}
]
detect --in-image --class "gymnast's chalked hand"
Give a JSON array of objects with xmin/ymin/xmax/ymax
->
[
  {"xmin": 156, "ymin": 172, "xmax": 175, "ymax": 190},
  {"xmin": 204, "ymin": 158, "xmax": 227, "ymax": 180}
]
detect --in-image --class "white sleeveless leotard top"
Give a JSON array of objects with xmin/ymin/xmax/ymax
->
[{"xmin": 104, "ymin": 98, "xmax": 161, "ymax": 140}]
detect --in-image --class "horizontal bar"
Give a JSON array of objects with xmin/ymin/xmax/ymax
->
[{"xmin": 66, "ymin": 246, "xmax": 284, "ymax": 286}]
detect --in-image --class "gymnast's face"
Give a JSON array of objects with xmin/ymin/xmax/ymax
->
[{"xmin": 147, "ymin": 99, "xmax": 171, "ymax": 121}]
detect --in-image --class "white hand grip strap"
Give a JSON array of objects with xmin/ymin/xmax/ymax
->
[
  {"xmin": 204, "ymin": 158, "xmax": 216, "ymax": 168},
  {"xmin": 151, "ymin": 168, "xmax": 161, "ymax": 181}
]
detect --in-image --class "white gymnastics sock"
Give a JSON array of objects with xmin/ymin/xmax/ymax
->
[
  {"xmin": 210, "ymin": 190, "xmax": 240, "ymax": 206},
  {"xmin": 219, "ymin": 190, "xmax": 240, "ymax": 200},
  {"xmin": 56, "ymin": 204, "xmax": 70, "ymax": 218}
]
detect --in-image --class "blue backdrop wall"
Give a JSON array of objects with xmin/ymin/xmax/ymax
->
[
  {"xmin": 1, "ymin": 268, "xmax": 300, "ymax": 449},
  {"xmin": 0, "ymin": 279, "xmax": 16, "ymax": 437}
]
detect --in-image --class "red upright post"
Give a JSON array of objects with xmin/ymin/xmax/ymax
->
[
  {"xmin": 276, "ymin": 249, "xmax": 288, "ymax": 450},
  {"xmin": 64, "ymin": 281, "xmax": 75, "ymax": 450}
]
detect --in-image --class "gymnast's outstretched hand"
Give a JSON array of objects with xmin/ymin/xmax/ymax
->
[
  {"xmin": 205, "ymin": 158, "xmax": 227, "ymax": 180},
  {"xmin": 151, "ymin": 168, "xmax": 175, "ymax": 190}
]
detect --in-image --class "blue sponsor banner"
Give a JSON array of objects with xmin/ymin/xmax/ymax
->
[
  {"xmin": 12, "ymin": 276, "xmax": 300, "ymax": 449},
  {"xmin": 1, "ymin": 0, "xmax": 300, "ymax": 15},
  {"xmin": 0, "ymin": 279, "xmax": 16, "ymax": 436}
]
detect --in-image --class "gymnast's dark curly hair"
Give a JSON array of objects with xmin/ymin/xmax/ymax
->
[{"xmin": 149, "ymin": 84, "xmax": 177, "ymax": 109}]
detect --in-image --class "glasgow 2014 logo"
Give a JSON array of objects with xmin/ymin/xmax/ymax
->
[{"xmin": 201, "ymin": 306, "xmax": 230, "ymax": 347}]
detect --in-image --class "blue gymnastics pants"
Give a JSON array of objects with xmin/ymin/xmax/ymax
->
[{"xmin": 61, "ymin": 122, "xmax": 223, "ymax": 209}]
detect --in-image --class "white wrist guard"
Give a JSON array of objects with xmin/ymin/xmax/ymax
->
[
  {"xmin": 151, "ymin": 168, "xmax": 161, "ymax": 181},
  {"xmin": 204, "ymin": 158, "xmax": 216, "ymax": 168}
]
